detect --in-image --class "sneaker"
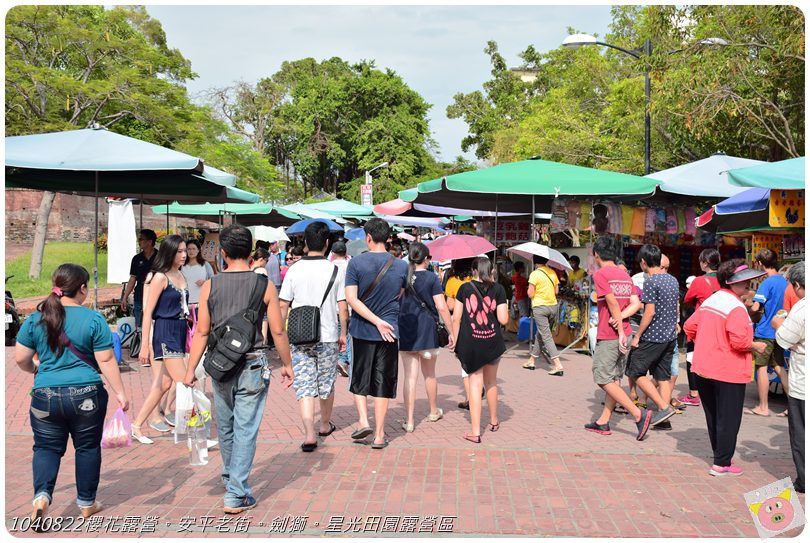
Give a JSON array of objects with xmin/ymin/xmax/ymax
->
[
  {"xmin": 163, "ymin": 414, "xmax": 176, "ymax": 428},
  {"xmin": 678, "ymin": 394, "xmax": 700, "ymax": 407},
  {"xmin": 651, "ymin": 407, "xmax": 675, "ymax": 427},
  {"xmin": 148, "ymin": 420, "xmax": 171, "ymax": 433},
  {"xmin": 337, "ymin": 364, "xmax": 349, "ymax": 377},
  {"xmin": 709, "ymin": 465, "xmax": 743, "ymax": 477},
  {"xmin": 584, "ymin": 422, "xmax": 611, "ymax": 435},
  {"xmin": 223, "ymin": 496, "xmax": 257, "ymax": 514},
  {"xmin": 652, "ymin": 420, "xmax": 672, "ymax": 431},
  {"xmin": 635, "ymin": 409, "xmax": 652, "ymax": 441}
]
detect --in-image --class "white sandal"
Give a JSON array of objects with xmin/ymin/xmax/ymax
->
[
  {"xmin": 424, "ymin": 408, "xmax": 444, "ymax": 422},
  {"xmin": 131, "ymin": 424, "xmax": 154, "ymax": 445}
]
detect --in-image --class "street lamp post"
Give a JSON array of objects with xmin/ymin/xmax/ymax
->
[
  {"xmin": 362, "ymin": 161, "xmax": 389, "ymax": 206},
  {"xmin": 562, "ymin": 34, "xmax": 726, "ymax": 175}
]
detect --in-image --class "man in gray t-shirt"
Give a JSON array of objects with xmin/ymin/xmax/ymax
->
[{"xmin": 264, "ymin": 240, "xmax": 282, "ymax": 289}]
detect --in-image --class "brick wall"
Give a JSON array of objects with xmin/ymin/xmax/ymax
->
[{"xmin": 5, "ymin": 189, "xmax": 216, "ymax": 243}]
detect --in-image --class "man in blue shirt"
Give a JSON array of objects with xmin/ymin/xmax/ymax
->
[
  {"xmin": 746, "ymin": 248, "xmax": 788, "ymax": 417},
  {"xmin": 344, "ymin": 218, "xmax": 408, "ymax": 449}
]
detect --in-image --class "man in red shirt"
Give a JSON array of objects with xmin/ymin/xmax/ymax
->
[
  {"xmin": 585, "ymin": 236, "xmax": 653, "ymax": 440},
  {"xmin": 511, "ymin": 261, "xmax": 530, "ymax": 318}
]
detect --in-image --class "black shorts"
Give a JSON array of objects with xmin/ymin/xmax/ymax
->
[
  {"xmin": 349, "ymin": 337, "xmax": 399, "ymax": 399},
  {"xmin": 626, "ymin": 339, "xmax": 676, "ymax": 382}
]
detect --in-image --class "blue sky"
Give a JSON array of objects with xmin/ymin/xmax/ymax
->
[{"xmin": 147, "ymin": 5, "xmax": 613, "ymax": 162}]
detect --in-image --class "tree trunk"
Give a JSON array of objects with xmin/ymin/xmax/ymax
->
[{"xmin": 28, "ymin": 190, "xmax": 57, "ymax": 279}]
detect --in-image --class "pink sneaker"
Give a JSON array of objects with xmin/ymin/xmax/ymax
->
[
  {"xmin": 709, "ymin": 464, "xmax": 743, "ymax": 477},
  {"xmin": 678, "ymin": 394, "xmax": 700, "ymax": 407}
]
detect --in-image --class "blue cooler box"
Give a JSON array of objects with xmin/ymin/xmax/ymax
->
[{"xmin": 517, "ymin": 316, "xmax": 537, "ymax": 342}]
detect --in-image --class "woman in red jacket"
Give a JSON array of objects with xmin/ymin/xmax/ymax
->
[{"xmin": 684, "ymin": 259, "xmax": 767, "ymax": 477}]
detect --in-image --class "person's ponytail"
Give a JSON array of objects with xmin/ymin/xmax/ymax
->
[{"xmin": 36, "ymin": 264, "xmax": 89, "ymax": 355}]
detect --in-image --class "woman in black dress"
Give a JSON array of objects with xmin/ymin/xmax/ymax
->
[{"xmin": 452, "ymin": 257, "xmax": 509, "ymax": 443}]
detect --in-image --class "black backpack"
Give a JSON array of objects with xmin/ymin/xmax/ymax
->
[{"xmin": 203, "ymin": 273, "xmax": 267, "ymax": 382}]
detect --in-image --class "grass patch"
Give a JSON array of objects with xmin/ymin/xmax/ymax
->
[{"xmin": 5, "ymin": 242, "xmax": 121, "ymax": 298}]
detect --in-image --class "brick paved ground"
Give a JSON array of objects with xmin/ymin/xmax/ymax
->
[{"xmin": 4, "ymin": 340, "xmax": 805, "ymax": 537}]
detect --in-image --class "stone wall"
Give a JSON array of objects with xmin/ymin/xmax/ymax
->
[{"xmin": 5, "ymin": 189, "xmax": 217, "ymax": 243}]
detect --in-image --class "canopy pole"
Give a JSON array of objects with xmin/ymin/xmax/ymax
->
[
  {"xmin": 93, "ymin": 171, "xmax": 99, "ymax": 310},
  {"xmin": 166, "ymin": 201, "xmax": 170, "ymax": 233},
  {"xmin": 494, "ymin": 194, "xmax": 499, "ymax": 250},
  {"xmin": 139, "ymin": 198, "xmax": 144, "ymax": 230},
  {"xmin": 532, "ymin": 196, "xmax": 536, "ymax": 242},
  {"xmin": 529, "ymin": 194, "xmax": 536, "ymax": 345}
]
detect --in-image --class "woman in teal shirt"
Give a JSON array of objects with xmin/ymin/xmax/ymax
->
[{"xmin": 15, "ymin": 264, "xmax": 129, "ymax": 526}]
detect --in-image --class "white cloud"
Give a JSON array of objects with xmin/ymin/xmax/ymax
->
[{"xmin": 146, "ymin": 5, "xmax": 612, "ymax": 161}]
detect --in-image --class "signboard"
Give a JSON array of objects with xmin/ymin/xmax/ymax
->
[
  {"xmin": 751, "ymin": 233, "xmax": 783, "ymax": 263},
  {"xmin": 477, "ymin": 219, "xmax": 532, "ymax": 244},
  {"xmin": 360, "ymin": 184, "xmax": 373, "ymax": 207},
  {"xmin": 769, "ymin": 189, "xmax": 804, "ymax": 227}
]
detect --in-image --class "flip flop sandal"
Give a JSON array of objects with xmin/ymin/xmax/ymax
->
[
  {"xmin": 318, "ymin": 422, "xmax": 337, "ymax": 437},
  {"xmin": 351, "ymin": 427, "xmax": 373, "ymax": 440},
  {"xmin": 301, "ymin": 442, "xmax": 318, "ymax": 452},
  {"xmin": 777, "ymin": 410, "xmax": 789, "ymax": 417},
  {"xmin": 744, "ymin": 408, "xmax": 770, "ymax": 417},
  {"xmin": 463, "ymin": 434, "xmax": 481, "ymax": 444},
  {"xmin": 489, "ymin": 422, "xmax": 500, "ymax": 432},
  {"xmin": 371, "ymin": 440, "xmax": 389, "ymax": 449}
]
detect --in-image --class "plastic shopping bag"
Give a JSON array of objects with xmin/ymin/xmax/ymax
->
[
  {"xmin": 191, "ymin": 388, "xmax": 213, "ymax": 439},
  {"xmin": 174, "ymin": 383, "xmax": 194, "ymax": 444},
  {"xmin": 101, "ymin": 408, "xmax": 132, "ymax": 449}
]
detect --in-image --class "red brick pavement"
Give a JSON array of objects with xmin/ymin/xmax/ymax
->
[{"xmin": 4, "ymin": 342, "xmax": 805, "ymax": 537}]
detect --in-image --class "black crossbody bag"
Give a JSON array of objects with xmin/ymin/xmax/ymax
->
[
  {"xmin": 408, "ymin": 282, "xmax": 450, "ymax": 348},
  {"xmin": 287, "ymin": 265, "xmax": 339, "ymax": 345},
  {"xmin": 203, "ymin": 274, "xmax": 267, "ymax": 382}
]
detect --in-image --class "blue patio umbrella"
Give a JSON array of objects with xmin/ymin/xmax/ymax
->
[
  {"xmin": 345, "ymin": 227, "xmax": 366, "ymax": 240},
  {"xmin": 286, "ymin": 218, "xmax": 343, "ymax": 235}
]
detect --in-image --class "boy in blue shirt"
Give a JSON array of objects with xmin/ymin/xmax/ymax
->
[{"xmin": 745, "ymin": 249, "xmax": 788, "ymax": 417}]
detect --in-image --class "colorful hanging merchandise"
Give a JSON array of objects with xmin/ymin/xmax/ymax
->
[
  {"xmin": 567, "ymin": 201, "xmax": 581, "ymax": 229},
  {"xmin": 607, "ymin": 204, "xmax": 623, "ymax": 234},
  {"xmin": 684, "ymin": 208, "xmax": 697, "ymax": 236},
  {"xmin": 646, "ymin": 208, "xmax": 657, "ymax": 232},
  {"xmin": 631, "ymin": 207, "xmax": 647, "ymax": 237},
  {"xmin": 655, "ymin": 208, "xmax": 667, "ymax": 231},
  {"xmin": 676, "ymin": 208, "xmax": 686, "ymax": 233},
  {"xmin": 579, "ymin": 202, "xmax": 592, "ymax": 230},
  {"xmin": 621, "ymin": 206, "xmax": 634, "ymax": 236},
  {"xmin": 550, "ymin": 198, "xmax": 570, "ymax": 234},
  {"xmin": 665, "ymin": 208, "xmax": 678, "ymax": 234}
]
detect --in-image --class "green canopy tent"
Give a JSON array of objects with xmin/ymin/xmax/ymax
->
[
  {"xmin": 152, "ymin": 202, "xmax": 299, "ymax": 228},
  {"xmin": 400, "ymin": 158, "xmax": 659, "ymax": 213},
  {"xmin": 727, "ymin": 157, "xmax": 805, "ymax": 190},
  {"xmin": 5, "ymin": 127, "xmax": 260, "ymax": 306}
]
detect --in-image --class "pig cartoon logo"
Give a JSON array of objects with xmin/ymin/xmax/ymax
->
[
  {"xmin": 749, "ymin": 488, "xmax": 795, "ymax": 532},
  {"xmin": 745, "ymin": 478, "xmax": 805, "ymax": 539}
]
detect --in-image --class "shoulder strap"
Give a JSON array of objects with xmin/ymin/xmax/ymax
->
[
  {"xmin": 60, "ymin": 332, "xmax": 101, "ymax": 373},
  {"xmin": 704, "ymin": 276, "xmax": 718, "ymax": 294},
  {"xmin": 243, "ymin": 273, "xmax": 268, "ymax": 324},
  {"xmin": 538, "ymin": 267, "xmax": 556, "ymax": 287},
  {"xmin": 408, "ymin": 282, "xmax": 440, "ymax": 324},
  {"xmin": 320, "ymin": 266, "xmax": 339, "ymax": 307},
  {"xmin": 360, "ymin": 255, "xmax": 395, "ymax": 302}
]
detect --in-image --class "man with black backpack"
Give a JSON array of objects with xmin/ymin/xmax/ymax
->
[
  {"xmin": 184, "ymin": 225, "xmax": 293, "ymax": 515},
  {"xmin": 345, "ymin": 218, "xmax": 408, "ymax": 449},
  {"xmin": 279, "ymin": 221, "xmax": 348, "ymax": 453}
]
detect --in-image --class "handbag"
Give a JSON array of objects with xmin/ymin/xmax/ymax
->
[
  {"xmin": 203, "ymin": 274, "xmax": 267, "ymax": 382},
  {"xmin": 408, "ymin": 283, "xmax": 450, "ymax": 348},
  {"xmin": 287, "ymin": 265, "xmax": 338, "ymax": 345},
  {"xmin": 129, "ymin": 329, "xmax": 142, "ymax": 359}
]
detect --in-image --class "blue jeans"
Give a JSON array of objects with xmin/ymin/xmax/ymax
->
[
  {"xmin": 29, "ymin": 384, "xmax": 108, "ymax": 507},
  {"xmin": 211, "ymin": 355, "xmax": 269, "ymax": 507}
]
